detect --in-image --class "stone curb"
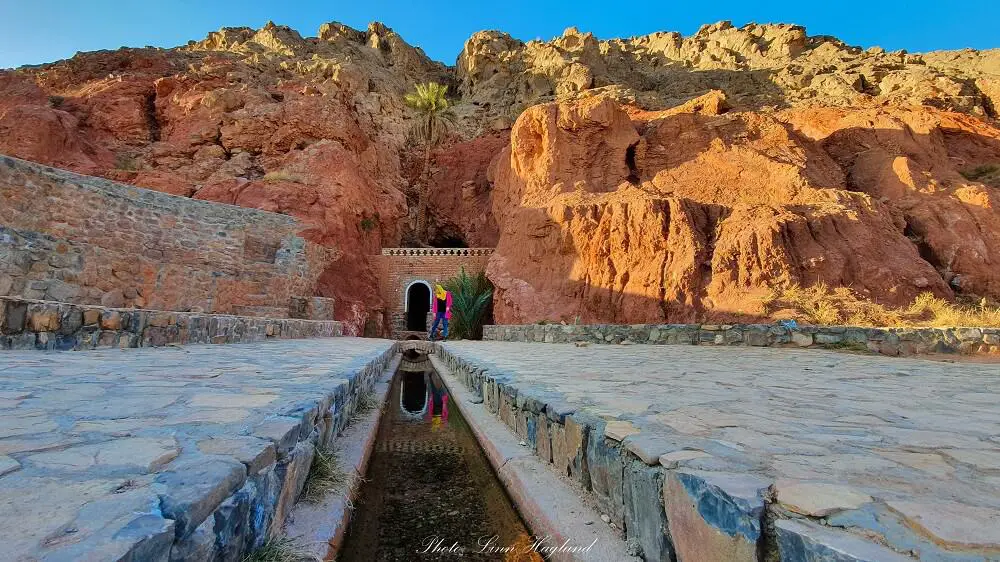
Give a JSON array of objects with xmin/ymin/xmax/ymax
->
[
  {"xmin": 160, "ymin": 343, "xmax": 399, "ymax": 561},
  {"xmin": 0, "ymin": 296, "xmax": 343, "ymax": 351},
  {"xmin": 483, "ymin": 323, "xmax": 1000, "ymax": 357},
  {"xmin": 429, "ymin": 353, "xmax": 642, "ymax": 562},
  {"xmin": 284, "ymin": 354, "xmax": 401, "ymax": 561}
]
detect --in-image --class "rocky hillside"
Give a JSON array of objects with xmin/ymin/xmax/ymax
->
[{"xmin": 1, "ymin": 20, "xmax": 998, "ymax": 329}]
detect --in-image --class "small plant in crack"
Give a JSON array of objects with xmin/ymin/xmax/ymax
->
[{"xmin": 359, "ymin": 213, "xmax": 380, "ymax": 233}]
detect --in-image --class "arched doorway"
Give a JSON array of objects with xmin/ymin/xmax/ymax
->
[{"xmin": 405, "ymin": 281, "xmax": 430, "ymax": 331}]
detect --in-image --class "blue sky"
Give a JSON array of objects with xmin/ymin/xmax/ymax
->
[{"xmin": 1, "ymin": 0, "xmax": 997, "ymax": 69}]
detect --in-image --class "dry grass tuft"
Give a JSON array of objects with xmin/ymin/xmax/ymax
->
[
  {"xmin": 763, "ymin": 284, "xmax": 1000, "ymax": 328},
  {"xmin": 242, "ymin": 537, "xmax": 315, "ymax": 562},
  {"xmin": 350, "ymin": 388, "xmax": 381, "ymax": 423},
  {"xmin": 262, "ymin": 170, "xmax": 303, "ymax": 183},
  {"xmin": 300, "ymin": 447, "xmax": 348, "ymax": 503}
]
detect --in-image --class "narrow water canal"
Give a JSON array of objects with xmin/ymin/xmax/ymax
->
[{"xmin": 339, "ymin": 361, "xmax": 543, "ymax": 561}]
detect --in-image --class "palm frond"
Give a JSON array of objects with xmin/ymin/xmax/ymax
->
[
  {"xmin": 443, "ymin": 267, "xmax": 494, "ymax": 339},
  {"xmin": 404, "ymin": 82, "xmax": 455, "ymax": 147}
]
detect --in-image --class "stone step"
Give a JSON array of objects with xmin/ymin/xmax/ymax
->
[{"xmin": 230, "ymin": 305, "xmax": 289, "ymax": 319}]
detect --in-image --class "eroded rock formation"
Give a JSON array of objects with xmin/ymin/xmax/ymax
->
[
  {"xmin": 487, "ymin": 92, "xmax": 1000, "ymax": 323},
  {"xmin": 1, "ymin": 20, "xmax": 998, "ymax": 326}
]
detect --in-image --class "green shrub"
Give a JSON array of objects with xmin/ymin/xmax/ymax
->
[
  {"xmin": 960, "ymin": 163, "xmax": 1000, "ymax": 182},
  {"xmin": 359, "ymin": 214, "xmax": 379, "ymax": 232},
  {"xmin": 443, "ymin": 267, "xmax": 493, "ymax": 340},
  {"xmin": 47, "ymin": 95, "xmax": 65, "ymax": 108}
]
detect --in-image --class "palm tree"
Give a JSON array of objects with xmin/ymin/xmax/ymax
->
[{"xmin": 404, "ymin": 82, "xmax": 455, "ymax": 243}]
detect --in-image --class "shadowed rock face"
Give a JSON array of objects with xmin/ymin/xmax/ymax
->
[{"xmin": 1, "ymin": 20, "xmax": 999, "ymax": 326}]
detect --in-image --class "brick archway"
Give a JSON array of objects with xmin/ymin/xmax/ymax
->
[
  {"xmin": 405, "ymin": 281, "xmax": 431, "ymax": 331},
  {"xmin": 374, "ymin": 248, "xmax": 494, "ymax": 337}
]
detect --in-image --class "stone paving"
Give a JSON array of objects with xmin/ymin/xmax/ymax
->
[
  {"xmin": 439, "ymin": 341, "xmax": 1000, "ymax": 561},
  {"xmin": 0, "ymin": 337, "xmax": 395, "ymax": 561}
]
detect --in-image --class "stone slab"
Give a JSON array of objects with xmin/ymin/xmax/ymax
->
[
  {"xmin": 776, "ymin": 519, "xmax": 913, "ymax": 562},
  {"xmin": 775, "ymin": 480, "xmax": 873, "ymax": 517},
  {"xmin": 0, "ymin": 337, "xmax": 395, "ymax": 561},
  {"xmin": 439, "ymin": 341, "xmax": 1000, "ymax": 560}
]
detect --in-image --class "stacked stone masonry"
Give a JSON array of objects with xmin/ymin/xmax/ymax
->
[
  {"xmin": 433, "ymin": 342, "xmax": 1000, "ymax": 562},
  {"xmin": 372, "ymin": 247, "xmax": 492, "ymax": 335},
  {"xmin": 288, "ymin": 296, "xmax": 337, "ymax": 321},
  {"xmin": 484, "ymin": 322, "xmax": 1000, "ymax": 356},
  {"xmin": 0, "ymin": 338, "xmax": 398, "ymax": 561},
  {"xmin": 0, "ymin": 155, "xmax": 333, "ymax": 316},
  {"xmin": 0, "ymin": 296, "xmax": 342, "ymax": 351}
]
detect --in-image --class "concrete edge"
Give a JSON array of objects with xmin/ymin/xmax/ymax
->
[
  {"xmin": 429, "ymin": 354, "xmax": 641, "ymax": 562},
  {"xmin": 284, "ymin": 353, "xmax": 402, "ymax": 561}
]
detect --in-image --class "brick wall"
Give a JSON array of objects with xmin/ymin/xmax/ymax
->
[
  {"xmin": 372, "ymin": 248, "xmax": 493, "ymax": 334},
  {"xmin": 0, "ymin": 155, "xmax": 333, "ymax": 316}
]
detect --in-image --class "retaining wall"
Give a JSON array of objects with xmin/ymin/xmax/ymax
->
[
  {"xmin": 160, "ymin": 343, "xmax": 398, "ymax": 561},
  {"xmin": 433, "ymin": 345, "xmax": 916, "ymax": 562},
  {"xmin": 483, "ymin": 322, "xmax": 1000, "ymax": 356},
  {"xmin": 0, "ymin": 155, "xmax": 333, "ymax": 316},
  {"xmin": 0, "ymin": 296, "xmax": 342, "ymax": 351}
]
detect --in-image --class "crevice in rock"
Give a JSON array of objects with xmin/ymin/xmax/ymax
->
[
  {"xmin": 980, "ymin": 86, "xmax": 998, "ymax": 119},
  {"xmin": 144, "ymin": 92, "xmax": 161, "ymax": 143},
  {"xmin": 625, "ymin": 142, "xmax": 640, "ymax": 185},
  {"xmin": 427, "ymin": 220, "xmax": 469, "ymax": 248},
  {"xmin": 243, "ymin": 154, "xmax": 265, "ymax": 181},
  {"xmin": 758, "ymin": 503, "xmax": 781, "ymax": 562},
  {"xmin": 903, "ymin": 219, "xmax": 944, "ymax": 271}
]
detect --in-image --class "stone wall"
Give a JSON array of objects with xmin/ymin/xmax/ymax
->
[
  {"xmin": 0, "ymin": 296, "xmax": 342, "ymax": 351},
  {"xmin": 432, "ymin": 345, "xmax": 918, "ymax": 562},
  {"xmin": 372, "ymin": 248, "xmax": 493, "ymax": 334},
  {"xmin": 483, "ymin": 323, "xmax": 1000, "ymax": 356},
  {"xmin": 288, "ymin": 296, "xmax": 337, "ymax": 321},
  {"xmin": 0, "ymin": 155, "xmax": 333, "ymax": 316},
  {"xmin": 159, "ymin": 343, "xmax": 398, "ymax": 561}
]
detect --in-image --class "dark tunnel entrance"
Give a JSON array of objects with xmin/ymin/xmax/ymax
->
[{"xmin": 406, "ymin": 283, "xmax": 430, "ymax": 331}]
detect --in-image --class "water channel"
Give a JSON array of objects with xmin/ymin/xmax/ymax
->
[{"xmin": 339, "ymin": 357, "xmax": 544, "ymax": 561}]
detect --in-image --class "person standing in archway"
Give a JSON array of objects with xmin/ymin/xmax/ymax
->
[{"xmin": 429, "ymin": 284, "xmax": 452, "ymax": 341}]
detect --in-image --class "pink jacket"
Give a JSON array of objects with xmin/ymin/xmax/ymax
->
[{"xmin": 431, "ymin": 291, "xmax": 453, "ymax": 319}]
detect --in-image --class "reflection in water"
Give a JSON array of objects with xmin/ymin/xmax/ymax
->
[
  {"xmin": 341, "ymin": 367, "xmax": 542, "ymax": 562},
  {"xmin": 425, "ymin": 373, "xmax": 449, "ymax": 430},
  {"xmin": 400, "ymin": 370, "xmax": 428, "ymax": 414}
]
